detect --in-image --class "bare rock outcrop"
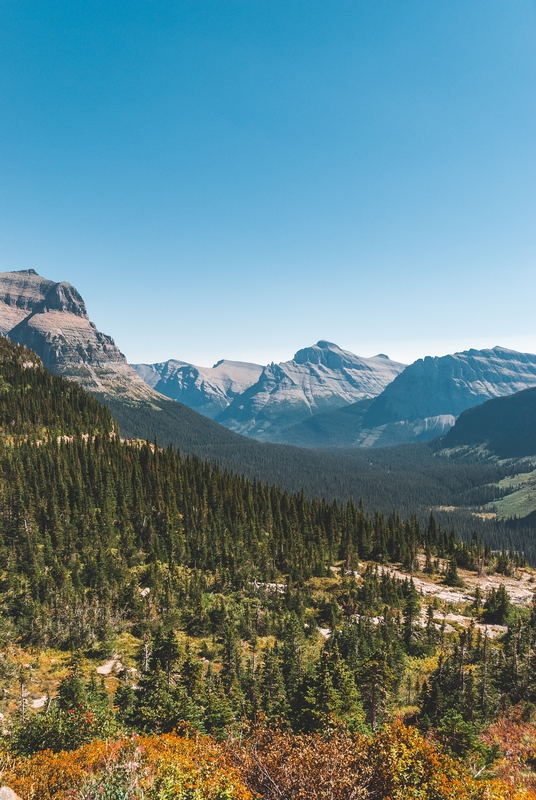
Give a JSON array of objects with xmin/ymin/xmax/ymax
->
[
  {"xmin": 132, "ymin": 358, "xmax": 264, "ymax": 419},
  {"xmin": 0, "ymin": 787, "xmax": 23, "ymax": 800},
  {"xmin": 0, "ymin": 269, "xmax": 158, "ymax": 400}
]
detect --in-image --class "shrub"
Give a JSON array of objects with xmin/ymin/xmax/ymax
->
[
  {"xmin": 2, "ymin": 732, "xmax": 252, "ymax": 800},
  {"xmin": 229, "ymin": 721, "xmax": 535, "ymax": 800}
]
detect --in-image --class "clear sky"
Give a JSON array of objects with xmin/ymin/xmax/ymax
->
[{"xmin": 1, "ymin": 1, "xmax": 535, "ymax": 368}]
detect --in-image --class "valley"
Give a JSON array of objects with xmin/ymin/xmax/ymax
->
[
  {"xmin": 1, "ymin": 272, "xmax": 536, "ymax": 798},
  {"xmin": 2, "ymin": 0, "xmax": 534, "ymax": 795}
]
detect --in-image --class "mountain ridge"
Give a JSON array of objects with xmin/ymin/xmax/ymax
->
[
  {"xmin": 133, "ymin": 340, "xmax": 406, "ymax": 441},
  {"xmin": 4, "ymin": 268, "xmax": 536, "ymax": 469},
  {"xmin": 281, "ymin": 346, "xmax": 536, "ymax": 448},
  {"xmin": 131, "ymin": 357, "xmax": 263, "ymax": 418},
  {"xmin": 0, "ymin": 268, "xmax": 158, "ymax": 401},
  {"xmin": 0, "ymin": 269, "xmax": 448, "ymax": 508},
  {"xmin": 215, "ymin": 341, "xmax": 406, "ymax": 441},
  {"xmin": 438, "ymin": 386, "xmax": 536, "ymax": 460}
]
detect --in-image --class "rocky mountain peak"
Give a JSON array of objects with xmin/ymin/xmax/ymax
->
[
  {"xmin": 294, "ymin": 340, "xmax": 341, "ymax": 365},
  {"xmin": 293, "ymin": 340, "xmax": 375, "ymax": 371},
  {"xmin": 131, "ymin": 357, "xmax": 264, "ymax": 419},
  {"xmin": 38, "ymin": 281, "xmax": 88, "ymax": 318},
  {"xmin": 215, "ymin": 344, "xmax": 406, "ymax": 442},
  {"xmin": 350, "ymin": 345, "xmax": 536, "ymax": 448},
  {"xmin": 0, "ymin": 270, "xmax": 56, "ymax": 334},
  {"xmin": 0, "ymin": 269, "xmax": 158, "ymax": 401}
]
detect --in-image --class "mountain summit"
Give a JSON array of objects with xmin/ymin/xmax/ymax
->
[
  {"xmin": 132, "ymin": 358, "xmax": 263, "ymax": 418},
  {"xmin": 0, "ymin": 269, "xmax": 157, "ymax": 400},
  {"xmin": 215, "ymin": 341, "xmax": 406, "ymax": 441}
]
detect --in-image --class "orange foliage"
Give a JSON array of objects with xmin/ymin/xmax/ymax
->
[
  {"xmin": 229, "ymin": 721, "xmax": 535, "ymax": 800},
  {"xmin": 481, "ymin": 708, "xmax": 536, "ymax": 793},
  {"xmin": 2, "ymin": 732, "xmax": 252, "ymax": 800},
  {"xmin": 3, "ymin": 723, "xmax": 535, "ymax": 800},
  {"xmin": 228, "ymin": 724, "xmax": 371, "ymax": 799}
]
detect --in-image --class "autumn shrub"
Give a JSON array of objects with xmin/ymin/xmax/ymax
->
[
  {"xmin": 3, "ymin": 724, "xmax": 535, "ymax": 800},
  {"xmin": 2, "ymin": 732, "xmax": 252, "ymax": 800},
  {"xmin": 365, "ymin": 720, "xmax": 532, "ymax": 800},
  {"xmin": 228, "ymin": 721, "xmax": 536, "ymax": 800},
  {"xmin": 481, "ymin": 707, "xmax": 536, "ymax": 793},
  {"xmin": 228, "ymin": 723, "xmax": 372, "ymax": 800}
]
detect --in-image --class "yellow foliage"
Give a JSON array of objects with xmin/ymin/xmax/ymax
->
[
  {"xmin": 366, "ymin": 721, "xmax": 533, "ymax": 800},
  {"xmin": 2, "ymin": 732, "xmax": 252, "ymax": 800},
  {"xmin": 2, "ymin": 723, "xmax": 534, "ymax": 800}
]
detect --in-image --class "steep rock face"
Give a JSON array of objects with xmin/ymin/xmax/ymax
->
[
  {"xmin": 131, "ymin": 358, "xmax": 263, "ymax": 419},
  {"xmin": 0, "ymin": 269, "xmax": 59, "ymax": 334},
  {"xmin": 1, "ymin": 271, "xmax": 346, "ymax": 482},
  {"xmin": 215, "ymin": 341, "xmax": 406, "ymax": 441},
  {"xmin": 355, "ymin": 347, "xmax": 536, "ymax": 447},
  {"xmin": 0, "ymin": 269, "xmax": 157, "ymax": 400}
]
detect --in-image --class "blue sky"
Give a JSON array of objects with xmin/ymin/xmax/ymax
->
[{"xmin": 1, "ymin": 1, "xmax": 535, "ymax": 367}]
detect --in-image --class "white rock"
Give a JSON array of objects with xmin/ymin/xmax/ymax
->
[
  {"xmin": 0, "ymin": 787, "xmax": 23, "ymax": 800},
  {"xmin": 97, "ymin": 655, "xmax": 122, "ymax": 675}
]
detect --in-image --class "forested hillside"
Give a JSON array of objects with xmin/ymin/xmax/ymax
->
[
  {"xmin": 440, "ymin": 387, "xmax": 536, "ymax": 459},
  {"xmin": 102, "ymin": 389, "xmax": 536, "ymax": 528},
  {"xmin": 0, "ymin": 337, "xmax": 114, "ymax": 438},
  {"xmin": 1, "ymin": 335, "xmax": 536, "ymax": 798}
]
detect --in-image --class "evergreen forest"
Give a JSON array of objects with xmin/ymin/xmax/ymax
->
[{"xmin": 1, "ymin": 335, "xmax": 536, "ymax": 800}]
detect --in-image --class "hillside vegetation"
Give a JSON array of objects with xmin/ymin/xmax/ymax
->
[
  {"xmin": 1, "ymin": 336, "xmax": 536, "ymax": 798},
  {"xmin": 0, "ymin": 337, "xmax": 114, "ymax": 439},
  {"xmin": 441, "ymin": 387, "xmax": 536, "ymax": 459},
  {"xmin": 100, "ymin": 389, "xmax": 532, "ymax": 526}
]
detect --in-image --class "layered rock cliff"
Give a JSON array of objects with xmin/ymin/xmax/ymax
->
[{"xmin": 0, "ymin": 269, "xmax": 163, "ymax": 400}]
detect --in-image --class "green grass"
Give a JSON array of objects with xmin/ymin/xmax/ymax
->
[{"xmin": 485, "ymin": 468, "xmax": 536, "ymax": 519}]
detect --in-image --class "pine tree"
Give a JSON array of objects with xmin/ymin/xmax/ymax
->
[
  {"xmin": 258, "ymin": 646, "xmax": 290, "ymax": 723},
  {"xmin": 358, "ymin": 655, "xmax": 393, "ymax": 731}
]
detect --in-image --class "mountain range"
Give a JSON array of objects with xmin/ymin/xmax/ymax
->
[
  {"xmin": 0, "ymin": 269, "xmax": 428, "ymax": 506},
  {"xmin": 135, "ymin": 343, "xmax": 536, "ymax": 448},
  {"xmin": 3, "ymin": 268, "xmax": 536, "ymax": 461},
  {"xmin": 291, "ymin": 346, "xmax": 536, "ymax": 449},
  {"xmin": 3, "ymin": 268, "xmax": 536, "ymax": 526},
  {"xmin": 134, "ymin": 342, "xmax": 406, "ymax": 441}
]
